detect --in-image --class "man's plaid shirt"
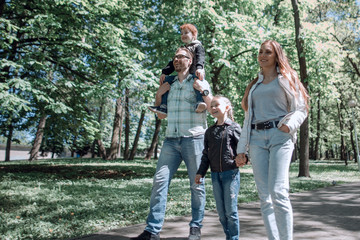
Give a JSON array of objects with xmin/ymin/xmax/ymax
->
[{"xmin": 166, "ymin": 74, "xmax": 211, "ymax": 138}]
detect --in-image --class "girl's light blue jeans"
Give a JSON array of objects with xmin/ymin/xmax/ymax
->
[
  {"xmin": 145, "ymin": 136, "xmax": 206, "ymax": 234},
  {"xmin": 249, "ymin": 128, "xmax": 294, "ymax": 240},
  {"xmin": 211, "ymin": 168, "xmax": 240, "ymax": 240}
]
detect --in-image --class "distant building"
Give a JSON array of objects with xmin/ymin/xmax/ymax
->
[{"xmin": 0, "ymin": 144, "xmax": 72, "ymax": 161}]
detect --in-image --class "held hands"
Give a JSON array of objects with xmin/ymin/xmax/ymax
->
[
  {"xmin": 195, "ymin": 174, "xmax": 203, "ymax": 184},
  {"xmin": 195, "ymin": 69, "xmax": 205, "ymax": 81},
  {"xmin": 235, "ymin": 153, "xmax": 247, "ymax": 167}
]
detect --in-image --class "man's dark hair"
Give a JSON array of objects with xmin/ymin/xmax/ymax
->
[{"xmin": 176, "ymin": 47, "xmax": 194, "ymax": 59}]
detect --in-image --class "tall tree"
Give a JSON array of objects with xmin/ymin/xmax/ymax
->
[
  {"xmin": 123, "ymin": 88, "xmax": 130, "ymax": 160},
  {"xmin": 107, "ymin": 97, "xmax": 123, "ymax": 160},
  {"xmin": 29, "ymin": 115, "xmax": 47, "ymax": 161},
  {"xmin": 0, "ymin": 0, "xmax": 154, "ymax": 160},
  {"xmin": 129, "ymin": 109, "xmax": 146, "ymax": 160},
  {"xmin": 291, "ymin": 0, "xmax": 310, "ymax": 177},
  {"xmin": 145, "ymin": 118, "xmax": 162, "ymax": 160}
]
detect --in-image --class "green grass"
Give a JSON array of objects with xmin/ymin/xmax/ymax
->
[{"xmin": 0, "ymin": 158, "xmax": 359, "ymax": 240}]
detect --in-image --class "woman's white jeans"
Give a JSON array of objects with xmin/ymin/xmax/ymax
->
[{"xmin": 249, "ymin": 127, "xmax": 294, "ymax": 240}]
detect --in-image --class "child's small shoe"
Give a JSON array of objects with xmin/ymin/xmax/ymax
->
[
  {"xmin": 156, "ymin": 107, "xmax": 167, "ymax": 115},
  {"xmin": 148, "ymin": 105, "xmax": 159, "ymax": 113},
  {"xmin": 148, "ymin": 105, "xmax": 167, "ymax": 116},
  {"xmin": 195, "ymin": 102, "xmax": 207, "ymax": 113}
]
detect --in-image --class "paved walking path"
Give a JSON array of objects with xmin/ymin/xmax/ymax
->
[{"xmin": 72, "ymin": 182, "xmax": 360, "ymax": 240}]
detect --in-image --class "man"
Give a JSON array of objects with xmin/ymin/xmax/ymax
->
[{"xmin": 132, "ymin": 47, "xmax": 212, "ymax": 240}]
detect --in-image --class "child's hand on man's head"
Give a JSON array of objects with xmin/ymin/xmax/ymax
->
[{"xmin": 195, "ymin": 69, "xmax": 205, "ymax": 81}]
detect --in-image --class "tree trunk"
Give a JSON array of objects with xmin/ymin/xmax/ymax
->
[
  {"xmin": 96, "ymin": 139, "xmax": 107, "ymax": 159},
  {"xmin": 336, "ymin": 101, "xmax": 347, "ymax": 162},
  {"xmin": 91, "ymin": 140, "xmax": 97, "ymax": 158},
  {"xmin": 70, "ymin": 135, "xmax": 78, "ymax": 158},
  {"xmin": 314, "ymin": 93, "xmax": 321, "ymax": 160},
  {"xmin": 298, "ymin": 118, "xmax": 310, "ymax": 176},
  {"xmin": 123, "ymin": 88, "xmax": 130, "ymax": 160},
  {"xmin": 0, "ymin": 0, "xmax": 5, "ymax": 17},
  {"xmin": 145, "ymin": 118, "xmax": 162, "ymax": 160},
  {"xmin": 309, "ymin": 105, "xmax": 315, "ymax": 160},
  {"xmin": 291, "ymin": 0, "xmax": 310, "ymax": 177},
  {"xmin": 129, "ymin": 109, "xmax": 146, "ymax": 160},
  {"xmin": 92, "ymin": 102, "xmax": 104, "ymax": 158},
  {"xmin": 349, "ymin": 121, "xmax": 358, "ymax": 163},
  {"xmin": 117, "ymin": 106, "xmax": 124, "ymax": 158},
  {"xmin": 29, "ymin": 115, "xmax": 47, "ymax": 161},
  {"xmin": 155, "ymin": 142, "xmax": 159, "ymax": 159},
  {"xmin": 347, "ymin": 55, "xmax": 360, "ymax": 77},
  {"xmin": 107, "ymin": 97, "xmax": 123, "ymax": 160},
  {"xmin": 5, "ymin": 122, "xmax": 13, "ymax": 162}
]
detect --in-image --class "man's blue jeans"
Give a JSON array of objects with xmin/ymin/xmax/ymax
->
[
  {"xmin": 249, "ymin": 128, "xmax": 294, "ymax": 240},
  {"xmin": 145, "ymin": 136, "xmax": 206, "ymax": 234},
  {"xmin": 211, "ymin": 169, "xmax": 240, "ymax": 240}
]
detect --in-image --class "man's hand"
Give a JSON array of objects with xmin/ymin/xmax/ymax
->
[
  {"xmin": 159, "ymin": 74, "xmax": 166, "ymax": 85},
  {"xmin": 195, "ymin": 69, "xmax": 205, "ymax": 81},
  {"xmin": 193, "ymin": 78, "xmax": 205, "ymax": 93},
  {"xmin": 235, "ymin": 153, "xmax": 247, "ymax": 167}
]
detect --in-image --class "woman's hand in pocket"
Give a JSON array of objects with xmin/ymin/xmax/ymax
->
[{"xmin": 279, "ymin": 124, "xmax": 290, "ymax": 133}]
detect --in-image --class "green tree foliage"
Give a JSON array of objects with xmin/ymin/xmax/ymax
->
[
  {"xmin": 0, "ymin": 0, "xmax": 155, "ymax": 159},
  {"xmin": 1, "ymin": 0, "xmax": 359, "ymax": 164}
]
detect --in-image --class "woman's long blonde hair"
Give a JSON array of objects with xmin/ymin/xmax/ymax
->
[{"xmin": 241, "ymin": 40, "xmax": 309, "ymax": 112}]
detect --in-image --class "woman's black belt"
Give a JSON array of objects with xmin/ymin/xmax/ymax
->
[{"xmin": 251, "ymin": 121, "xmax": 280, "ymax": 130}]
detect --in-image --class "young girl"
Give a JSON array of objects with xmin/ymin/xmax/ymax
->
[{"xmin": 195, "ymin": 95, "xmax": 242, "ymax": 240}]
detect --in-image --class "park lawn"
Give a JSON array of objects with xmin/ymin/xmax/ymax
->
[{"xmin": 0, "ymin": 158, "xmax": 359, "ymax": 240}]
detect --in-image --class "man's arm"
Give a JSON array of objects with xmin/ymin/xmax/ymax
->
[
  {"xmin": 154, "ymin": 82, "xmax": 171, "ymax": 119},
  {"xmin": 202, "ymin": 94, "xmax": 212, "ymax": 112},
  {"xmin": 193, "ymin": 79, "xmax": 213, "ymax": 111}
]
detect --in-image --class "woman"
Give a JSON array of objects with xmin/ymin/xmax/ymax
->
[{"xmin": 235, "ymin": 40, "xmax": 309, "ymax": 240}]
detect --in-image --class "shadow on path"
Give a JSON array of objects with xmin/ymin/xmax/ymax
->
[{"xmin": 71, "ymin": 182, "xmax": 360, "ymax": 240}]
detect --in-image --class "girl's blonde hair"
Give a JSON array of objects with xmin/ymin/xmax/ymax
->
[
  {"xmin": 213, "ymin": 95, "xmax": 234, "ymax": 121},
  {"xmin": 241, "ymin": 40, "xmax": 309, "ymax": 112}
]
